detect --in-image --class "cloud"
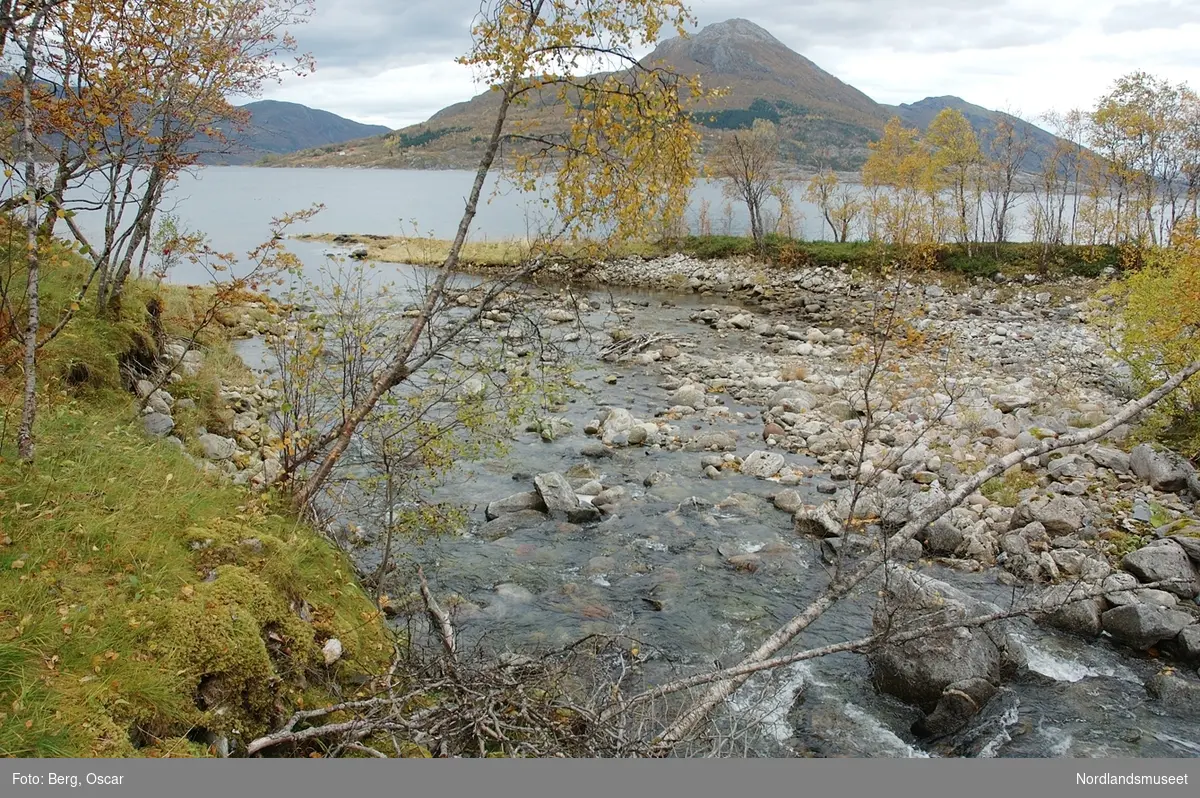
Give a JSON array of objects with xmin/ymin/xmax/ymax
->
[
  {"xmin": 689, "ymin": 0, "xmax": 1073, "ymax": 54},
  {"xmin": 1101, "ymin": 0, "xmax": 1200, "ymax": 34},
  {"xmin": 257, "ymin": 0, "xmax": 1200, "ymax": 129},
  {"xmin": 295, "ymin": 0, "xmax": 480, "ymax": 73}
]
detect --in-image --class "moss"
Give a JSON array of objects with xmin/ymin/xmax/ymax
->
[
  {"xmin": 980, "ymin": 467, "xmax": 1040, "ymax": 507},
  {"xmin": 0, "ymin": 243, "xmax": 393, "ymax": 757},
  {"xmin": 149, "ymin": 565, "xmax": 314, "ymax": 737}
]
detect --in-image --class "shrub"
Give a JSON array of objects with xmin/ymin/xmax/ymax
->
[{"xmin": 1118, "ymin": 220, "xmax": 1200, "ymax": 457}]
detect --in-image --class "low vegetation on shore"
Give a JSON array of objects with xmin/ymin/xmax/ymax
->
[
  {"xmin": 0, "ymin": 248, "xmax": 392, "ymax": 757},
  {"xmin": 299, "ymin": 232, "xmax": 1123, "ymax": 280}
]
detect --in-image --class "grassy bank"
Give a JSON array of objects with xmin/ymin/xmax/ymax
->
[
  {"xmin": 0, "ymin": 241, "xmax": 392, "ymax": 757},
  {"xmin": 298, "ymin": 232, "xmax": 1124, "ymax": 279}
]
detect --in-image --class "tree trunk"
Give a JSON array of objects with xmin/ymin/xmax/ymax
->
[
  {"xmin": 650, "ymin": 358, "xmax": 1200, "ymax": 753},
  {"xmin": 292, "ymin": 2, "xmax": 540, "ymax": 509},
  {"xmin": 105, "ymin": 167, "xmax": 164, "ymax": 318},
  {"xmin": 16, "ymin": 8, "xmax": 45, "ymax": 463}
]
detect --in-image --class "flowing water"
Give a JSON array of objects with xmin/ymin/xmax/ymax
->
[
  {"xmin": 63, "ymin": 165, "xmax": 1190, "ymax": 758},
  {"xmin": 237, "ymin": 273, "xmax": 1200, "ymax": 759}
]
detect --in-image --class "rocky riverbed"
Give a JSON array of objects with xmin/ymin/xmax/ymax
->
[{"xmin": 157, "ymin": 251, "xmax": 1200, "ymax": 757}]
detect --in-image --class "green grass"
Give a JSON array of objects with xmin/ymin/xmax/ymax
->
[
  {"xmin": 299, "ymin": 231, "xmax": 1123, "ymax": 280},
  {"xmin": 980, "ymin": 467, "xmax": 1041, "ymax": 507},
  {"xmin": 0, "ymin": 232, "xmax": 392, "ymax": 757}
]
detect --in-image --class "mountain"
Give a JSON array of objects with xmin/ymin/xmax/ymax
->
[
  {"xmin": 203, "ymin": 100, "xmax": 391, "ymax": 164},
  {"xmin": 885, "ymin": 96, "xmax": 1060, "ymax": 172},
  {"xmin": 264, "ymin": 19, "xmax": 1068, "ymax": 172}
]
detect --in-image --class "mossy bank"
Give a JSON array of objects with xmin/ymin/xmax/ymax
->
[{"xmin": 0, "ymin": 243, "xmax": 392, "ymax": 757}]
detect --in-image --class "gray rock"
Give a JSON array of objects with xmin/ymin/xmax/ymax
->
[
  {"xmin": 534, "ymin": 472, "xmax": 597, "ymax": 523},
  {"xmin": 1168, "ymin": 535, "xmax": 1200, "ymax": 565},
  {"xmin": 1174, "ymin": 626, "xmax": 1200, "ymax": 660},
  {"xmin": 682, "ymin": 430, "xmax": 738, "ymax": 451},
  {"xmin": 593, "ymin": 486, "xmax": 626, "ymax": 508},
  {"xmin": 1086, "ymin": 446, "xmax": 1131, "ymax": 474},
  {"xmin": 485, "ymin": 491, "xmax": 547, "ymax": 521},
  {"xmin": 1101, "ymin": 602, "xmax": 1193, "ymax": 649},
  {"xmin": 671, "ymin": 385, "xmax": 707, "ymax": 411},
  {"xmin": 1130, "ymin": 443, "xmax": 1192, "ymax": 492},
  {"xmin": 869, "ymin": 568, "xmax": 1024, "ymax": 719},
  {"xmin": 599, "ymin": 409, "xmax": 637, "ymax": 446},
  {"xmin": 1036, "ymin": 584, "xmax": 1104, "ymax": 637},
  {"xmin": 741, "ymin": 450, "xmax": 785, "ymax": 479},
  {"xmin": 925, "ymin": 519, "xmax": 966, "ymax": 556},
  {"xmin": 478, "ymin": 510, "xmax": 551, "ymax": 540},
  {"xmin": 1102, "ymin": 572, "xmax": 1142, "ymax": 606},
  {"xmin": 1122, "ymin": 540, "xmax": 1199, "ymax": 598},
  {"xmin": 913, "ymin": 677, "xmax": 999, "ymax": 739},
  {"xmin": 135, "ymin": 379, "xmax": 156, "ymax": 399},
  {"xmin": 773, "ymin": 489, "xmax": 805, "ymax": 514},
  {"xmin": 1147, "ymin": 672, "xmax": 1200, "ymax": 716},
  {"xmin": 143, "ymin": 412, "xmax": 176, "ymax": 438},
  {"xmin": 1008, "ymin": 495, "xmax": 1086, "ymax": 536},
  {"xmin": 198, "ymin": 433, "xmax": 237, "ymax": 461}
]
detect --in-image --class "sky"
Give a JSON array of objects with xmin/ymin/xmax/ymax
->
[{"xmin": 257, "ymin": 0, "xmax": 1200, "ymax": 130}]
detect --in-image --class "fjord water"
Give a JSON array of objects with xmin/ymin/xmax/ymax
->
[
  {"xmin": 93, "ymin": 166, "xmax": 1197, "ymax": 757},
  {"xmin": 77, "ymin": 165, "xmax": 1063, "ymax": 287}
]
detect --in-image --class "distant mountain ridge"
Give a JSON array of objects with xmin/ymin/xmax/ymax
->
[
  {"xmin": 884, "ymin": 96, "xmax": 1058, "ymax": 172},
  {"xmin": 264, "ymin": 18, "xmax": 1071, "ymax": 172},
  {"xmin": 204, "ymin": 100, "xmax": 391, "ymax": 164}
]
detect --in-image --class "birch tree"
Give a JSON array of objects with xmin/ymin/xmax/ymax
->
[{"xmin": 290, "ymin": 0, "xmax": 711, "ymax": 508}]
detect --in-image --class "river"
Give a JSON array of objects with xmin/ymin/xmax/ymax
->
[{"xmin": 71, "ymin": 166, "xmax": 1198, "ymax": 758}]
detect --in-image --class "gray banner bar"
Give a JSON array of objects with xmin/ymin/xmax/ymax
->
[{"xmin": 3, "ymin": 759, "xmax": 1195, "ymax": 798}]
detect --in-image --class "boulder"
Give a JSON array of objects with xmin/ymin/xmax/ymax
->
[
  {"xmin": 142, "ymin": 412, "xmax": 175, "ymax": 438},
  {"xmin": 1101, "ymin": 602, "xmax": 1193, "ymax": 649},
  {"xmin": 671, "ymin": 385, "xmax": 707, "ymax": 411},
  {"xmin": 1175, "ymin": 625, "xmax": 1200, "ymax": 660},
  {"xmin": 924, "ymin": 519, "xmax": 966, "ymax": 556},
  {"xmin": 478, "ymin": 510, "xmax": 552, "ymax": 540},
  {"xmin": 1168, "ymin": 535, "xmax": 1200, "ymax": 565},
  {"xmin": 741, "ymin": 450, "xmax": 785, "ymax": 479},
  {"xmin": 533, "ymin": 472, "xmax": 598, "ymax": 523},
  {"xmin": 1147, "ymin": 672, "xmax": 1200, "ymax": 717},
  {"xmin": 1008, "ymin": 495, "xmax": 1086, "ymax": 536},
  {"xmin": 1122, "ymin": 540, "xmax": 1199, "ymax": 599},
  {"xmin": 1130, "ymin": 443, "xmax": 1192, "ymax": 492},
  {"xmin": 869, "ymin": 567, "xmax": 1025, "ymax": 735},
  {"xmin": 772, "ymin": 489, "xmax": 805, "ymax": 514},
  {"xmin": 1086, "ymin": 446, "xmax": 1131, "ymax": 475},
  {"xmin": 485, "ymin": 491, "xmax": 547, "ymax": 521},
  {"xmin": 1035, "ymin": 584, "xmax": 1104, "ymax": 638},
  {"xmin": 682, "ymin": 430, "xmax": 738, "ymax": 451},
  {"xmin": 912, "ymin": 677, "xmax": 999, "ymax": 739},
  {"xmin": 198, "ymin": 433, "xmax": 237, "ymax": 461},
  {"xmin": 599, "ymin": 409, "xmax": 636, "ymax": 445}
]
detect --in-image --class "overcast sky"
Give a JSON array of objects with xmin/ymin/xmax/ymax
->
[{"xmin": 258, "ymin": 0, "xmax": 1200, "ymax": 129}]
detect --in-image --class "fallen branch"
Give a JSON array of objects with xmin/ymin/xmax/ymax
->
[
  {"xmin": 418, "ymin": 566, "xmax": 457, "ymax": 662},
  {"xmin": 610, "ymin": 576, "xmax": 1179, "ymax": 717},
  {"xmin": 650, "ymin": 359, "xmax": 1200, "ymax": 753}
]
